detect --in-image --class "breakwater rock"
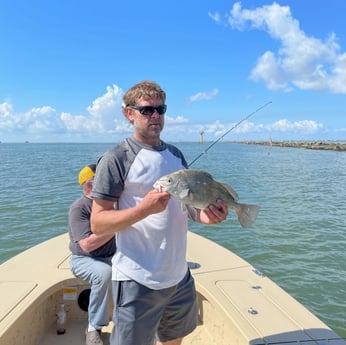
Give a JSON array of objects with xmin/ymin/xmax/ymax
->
[{"xmin": 241, "ymin": 141, "xmax": 346, "ymax": 151}]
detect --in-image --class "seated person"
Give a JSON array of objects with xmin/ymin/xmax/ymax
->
[{"xmin": 68, "ymin": 164, "xmax": 116, "ymax": 345}]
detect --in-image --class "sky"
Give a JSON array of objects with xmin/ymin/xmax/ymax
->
[{"xmin": 0, "ymin": 0, "xmax": 345, "ymax": 143}]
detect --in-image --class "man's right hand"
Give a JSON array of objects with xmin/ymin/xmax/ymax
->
[{"xmin": 140, "ymin": 189, "xmax": 171, "ymax": 215}]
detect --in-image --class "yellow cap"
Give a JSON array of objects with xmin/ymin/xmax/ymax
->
[{"xmin": 78, "ymin": 164, "xmax": 96, "ymax": 185}]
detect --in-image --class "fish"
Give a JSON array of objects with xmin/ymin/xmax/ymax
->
[{"xmin": 153, "ymin": 169, "xmax": 260, "ymax": 228}]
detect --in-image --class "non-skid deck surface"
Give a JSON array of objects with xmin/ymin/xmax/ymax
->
[
  {"xmin": 38, "ymin": 320, "xmax": 112, "ymax": 345},
  {"xmin": 38, "ymin": 322, "xmax": 210, "ymax": 345}
]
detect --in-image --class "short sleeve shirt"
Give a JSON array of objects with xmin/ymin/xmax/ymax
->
[
  {"xmin": 68, "ymin": 195, "xmax": 116, "ymax": 257},
  {"xmin": 91, "ymin": 137, "xmax": 189, "ymax": 289}
]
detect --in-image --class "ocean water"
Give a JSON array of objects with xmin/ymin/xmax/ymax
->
[{"xmin": 0, "ymin": 142, "xmax": 345, "ymax": 337}]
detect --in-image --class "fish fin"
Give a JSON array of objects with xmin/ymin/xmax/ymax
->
[
  {"xmin": 178, "ymin": 188, "xmax": 189, "ymax": 199},
  {"xmin": 185, "ymin": 204, "xmax": 198, "ymax": 222},
  {"xmin": 221, "ymin": 183, "xmax": 239, "ymax": 201},
  {"xmin": 235, "ymin": 204, "xmax": 260, "ymax": 228},
  {"xmin": 199, "ymin": 170, "xmax": 214, "ymax": 179}
]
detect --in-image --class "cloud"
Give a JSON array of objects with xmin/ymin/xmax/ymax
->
[
  {"xmin": 0, "ymin": 83, "xmax": 326, "ymax": 142},
  {"xmin": 208, "ymin": 11, "xmax": 221, "ymax": 24},
  {"xmin": 187, "ymin": 89, "xmax": 219, "ymax": 103},
  {"xmin": 0, "ymin": 102, "xmax": 15, "ymax": 130},
  {"xmin": 61, "ymin": 84, "xmax": 126, "ymax": 134},
  {"xmin": 87, "ymin": 84, "xmax": 124, "ymax": 127},
  {"xmin": 0, "ymin": 85, "xmax": 132, "ymax": 141},
  {"xmin": 0, "ymin": 102, "xmax": 64, "ymax": 133},
  {"xmin": 0, "ymin": 102, "xmax": 13, "ymax": 117},
  {"xmin": 165, "ymin": 115, "xmax": 189, "ymax": 124},
  {"xmin": 210, "ymin": 2, "xmax": 346, "ymax": 94},
  {"xmin": 197, "ymin": 119, "xmax": 322, "ymax": 137},
  {"xmin": 162, "ymin": 118, "xmax": 323, "ymax": 143},
  {"xmin": 267, "ymin": 119, "xmax": 323, "ymax": 133}
]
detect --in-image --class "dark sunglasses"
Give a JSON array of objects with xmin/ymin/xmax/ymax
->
[{"xmin": 129, "ymin": 104, "xmax": 167, "ymax": 116}]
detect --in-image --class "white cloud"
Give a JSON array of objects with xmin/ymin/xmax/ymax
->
[
  {"xmin": 210, "ymin": 2, "xmax": 346, "ymax": 94},
  {"xmin": 0, "ymin": 102, "xmax": 63, "ymax": 133},
  {"xmin": 203, "ymin": 120, "xmax": 227, "ymax": 136},
  {"xmin": 0, "ymin": 84, "xmax": 326, "ymax": 142},
  {"xmin": 165, "ymin": 115, "xmax": 189, "ymax": 124},
  {"xmin": 267, "ymin": 119, "xmax": 323, "ymax": 133},
  {"xmin": 188, "ymin": 89, "xmax": 219, "ymax": 103},
  {"xmin": 0, "ymin": 85, "xmax": 131, "ymax": 141},
  {"xmin": 61, "ymin": 84, "xmax": 126, "ymax": 134},
  {"xmin": 188, "ymin": 119, "xmax": 323, "ymax": 140},
  {"xmin": 0, "ymin": 102, "xmax": 15, "ymax": 130},
  {"xmin": 87, "ymin": 84, "xmax": 124, "ymax": 126},
  {"xmin": 208, "ymin": 11, "xmax": 222, "ymax": 24},
  {"xmin": 154, "ymin": 116, "xmax": 323, "ymax": 144},
  {"xmin": 0, "ymin": 102, "xmax": 13, "ymax": 116}
]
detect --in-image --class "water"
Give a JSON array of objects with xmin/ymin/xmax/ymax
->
[{"xmin": 0, "ymin": 142, "xmax": 345, "ymax": 337}]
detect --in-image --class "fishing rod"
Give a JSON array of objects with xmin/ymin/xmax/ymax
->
[{"xmin": 188, "ymin": 101, "xmax": 272, "ymax": 167}]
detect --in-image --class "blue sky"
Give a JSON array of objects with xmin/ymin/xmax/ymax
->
[{"xmin": 1, "ymin": 0, "xmax": 345, "ymax": 143}]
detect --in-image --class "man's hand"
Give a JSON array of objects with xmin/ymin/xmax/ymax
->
[
  {"xmin": 140, "ymin": 189, "xmax": 171, "ymax": 215},
  {"xmin": 199, "ymin": 199, "xmax": 228, "ymax": 224},
  {"xmin": 91, "ymin": 190, "xmax": 171, "ymax": 235}
]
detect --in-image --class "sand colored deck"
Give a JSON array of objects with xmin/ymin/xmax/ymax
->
[{"xmin": 0, "ymin": 232, "xmax": 344, "ymax": 345}]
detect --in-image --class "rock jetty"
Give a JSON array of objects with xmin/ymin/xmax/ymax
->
[{"xmin": 241, "ymin": 141, "xmax": 346, "ymax": 151}]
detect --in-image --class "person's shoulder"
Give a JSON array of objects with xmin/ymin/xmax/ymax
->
[
  {"xmin": 97, "ymin": 140, "xmax": 130, "ymax": 164},
  {"xmin": 104, "ymin": 138, "xmax": 141, "ymax": 156},
  {"xmin": 69, "ymin": 195, "xmax": 84, "ymax": 212},
  {"xmin": 164, "ymin": 142, "xmax": 179, "ymax": 151},
  {"xmin": 165, "ymin": 142, "xmax": 184, "ymax": 156},
  {"xmin": 103, "ymin": 140, "xmax": 127, "ymax": 156},
  {"xmin": 163, "ymin": 142, "xmax": 188, "ymax": 168},
  {"xmin": 71, "ymin": 195, "xmax": 91, "ymax": 208},
  {"xmin": 96, "ymin": 138, "xmax": 140, "ymax": 178}
]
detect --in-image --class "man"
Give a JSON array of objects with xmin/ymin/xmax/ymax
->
[
  {"xmin": 68, "ymin": 164, "xmax": 116, "ymax": 345},
  {"xmin": 90, "ymin": 80, "xmax": 228, "ymax": 345}
]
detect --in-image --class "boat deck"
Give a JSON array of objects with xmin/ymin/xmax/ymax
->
[
  {"xmin": 38, "ymin": 320, "xmax": 112, "ymax": 345},
  {"xmin": 38, "ymin": 321, "xmax": 211, "ymax": 345},
  {"xmin": 1, "ymin": 232, "xmax": 345, "ymax": 345}
]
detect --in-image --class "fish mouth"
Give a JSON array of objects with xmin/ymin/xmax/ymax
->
[{"xmin": 153, "ymin": 182, "xmax": 166, "ymax": 192}]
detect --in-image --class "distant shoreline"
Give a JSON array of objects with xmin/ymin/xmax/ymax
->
[
  {"xmin": 237, "ymin": 140, "xmax": 346, "ymax": 151},
  {"xmin": 1, "ymin": 141, "xmax": 346, "ymax": 151}
]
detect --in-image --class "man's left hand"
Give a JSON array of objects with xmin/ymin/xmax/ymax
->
[{"xmin": 199, "ymin": 199, "xmax": 228, "ymax": 224}]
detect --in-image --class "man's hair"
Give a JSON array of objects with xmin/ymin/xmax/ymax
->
[{"xmin": 122, "ymin": 80, "xmax": 166, "ymax": 107}]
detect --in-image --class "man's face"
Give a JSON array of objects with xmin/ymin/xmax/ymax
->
[{"xmin": 125, "ymin": 97, "xmax": 166, "ymax": 146}]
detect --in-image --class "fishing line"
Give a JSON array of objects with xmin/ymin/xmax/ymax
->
[{"xmin": 188, "ymin": 101, "xmax": 272, "ymax": 167}]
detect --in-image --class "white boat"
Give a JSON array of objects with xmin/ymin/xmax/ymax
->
[{"xmin": 0, "ymin": 231, "xmax": 344, "ymax": 345}]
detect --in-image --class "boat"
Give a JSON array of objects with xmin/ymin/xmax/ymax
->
[{"xmin": 0, "ymin": 231, "xmax": 344, "ymax": 345}]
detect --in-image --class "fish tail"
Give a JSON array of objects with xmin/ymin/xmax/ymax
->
[{"xmin": 235, "ymin": 204, "xmax": 260, "ymax": 228}]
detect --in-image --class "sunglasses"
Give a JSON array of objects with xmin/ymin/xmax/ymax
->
[{"xmin": 129, "ymin": 104, "xmax": 167, "ymax": 116}]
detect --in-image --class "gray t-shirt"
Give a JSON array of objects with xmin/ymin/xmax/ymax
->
[{"xmin": 68, "ymin": 195, "xmax": 116, "ymax": 257}]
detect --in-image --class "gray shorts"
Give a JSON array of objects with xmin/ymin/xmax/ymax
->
[{"xmin": 110, "ymin": 269, "xmax": 198, "ymax": 345}]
